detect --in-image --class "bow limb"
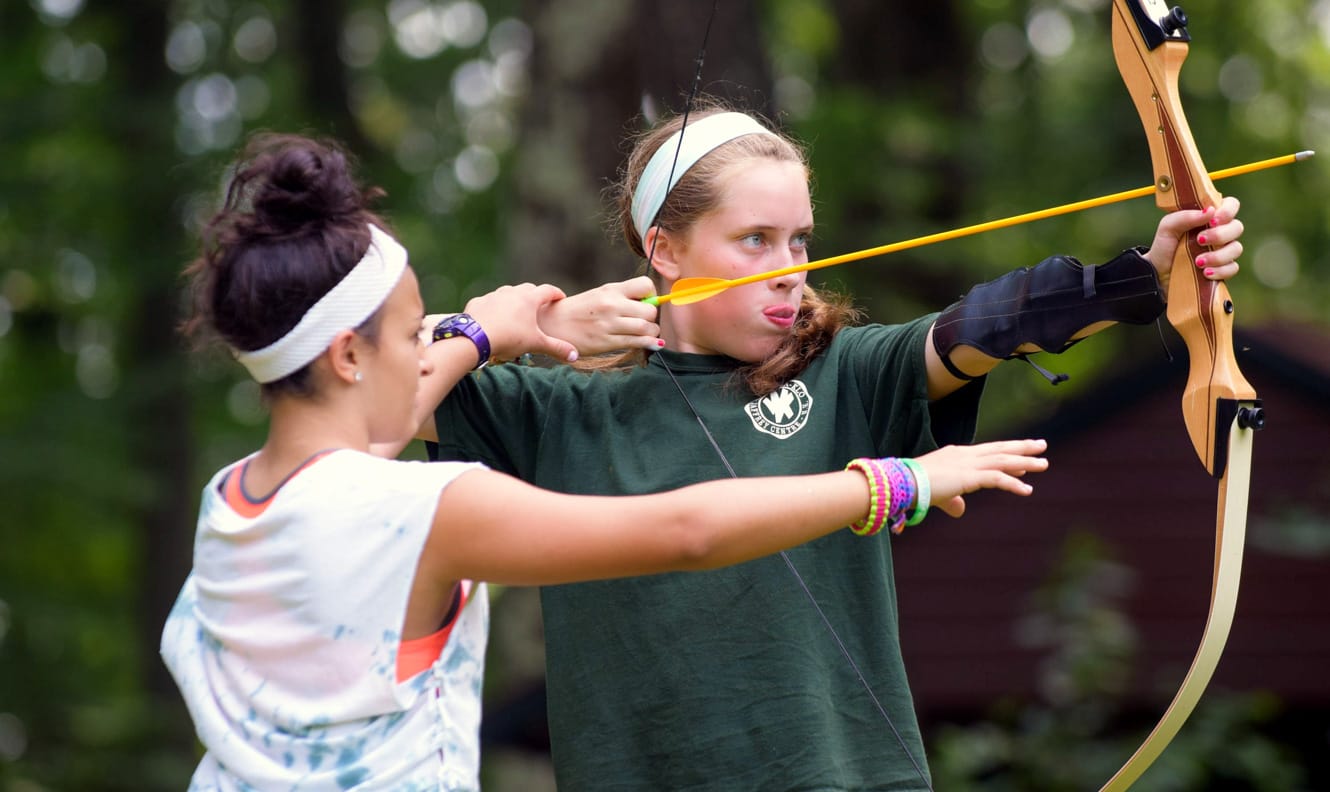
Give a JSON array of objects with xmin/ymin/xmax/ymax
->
[
  {"xmin": 1099, "ymin": 423, "xmax": 1252, "ymax": 791},
  {"xmin": 1103, "ymin": 2, "xmax": 1262, "ymax": 788}
]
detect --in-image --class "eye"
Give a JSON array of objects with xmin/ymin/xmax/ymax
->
[
  {"xmin": 791, "ymin": 232, "xmax": 811, "ymax": 251},
  {"xmin": 740, "ymin": 232, "xmax": 764, "ymax": 248}
]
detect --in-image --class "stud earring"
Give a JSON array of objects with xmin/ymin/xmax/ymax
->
[{"xmin": 354, "ymin": 371, "xmax": 363, "ymax": 382}]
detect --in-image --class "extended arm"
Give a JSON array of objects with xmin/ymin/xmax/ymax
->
[
  {"xmin": 926, "ymin": 196, "xmax": 1244, "ymax": 399},
  {"xmin": 423, "ymin": 438, "xmax": 1050, "ymax": 586}
]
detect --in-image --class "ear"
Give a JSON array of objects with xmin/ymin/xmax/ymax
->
[
  {"xmin": 324, "ymin": 329, "xmax": 362, "ymax": 386},
  {"xmin": 644, "ymin": 226, "xmax": 682, "ymax": 283}
]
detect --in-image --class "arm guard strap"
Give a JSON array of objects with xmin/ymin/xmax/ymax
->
[{"xmin": 932, "ymin": 247, "xmax": 1165, "ymax": 379}]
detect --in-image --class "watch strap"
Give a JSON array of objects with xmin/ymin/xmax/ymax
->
[{"xmin": 432, "ymin": 313, "xmax": 492, "ymax": 370}]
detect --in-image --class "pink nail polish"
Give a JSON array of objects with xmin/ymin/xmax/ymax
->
[
  {"xmin": 1197, "ymin": 233, "xmax": 1207, "ymax": 245},
  {"xmin": 1204, "ymin": 268, "xmax": 1215, "ymax": 277},
  {"xmin": 657, "ymin": 339, "xmax": 666, "ymax": 348},
  {"xmin": 1209, "ymin": 217, "xmax": 1220, "ymax": 228},
  {"xmin": 1195, "ymin": 256, "xmax": 1206, "ymax": 268}
]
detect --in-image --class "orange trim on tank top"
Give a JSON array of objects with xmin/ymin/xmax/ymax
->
[
  {"xmin": 396, "ymin": 582, "xmax": 471, "ymax": 683},
  {"xmin": 221, "ymin": 451, "xmax": 335, "ymax": 519}
]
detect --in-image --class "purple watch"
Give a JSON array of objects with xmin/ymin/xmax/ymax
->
[{"xmin": 432, "ymin": 313, "xmax": 492, "ymax": 370}]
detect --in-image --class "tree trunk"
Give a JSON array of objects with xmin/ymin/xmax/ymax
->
[
  {"xmin": 294, "ymin": 0, "xmax": 372, "ymax": 155},
  {"xmin": 479, "ymin": 0, "xmax": 777, "ymax": 769},
  {"xmin": 111, "ymin": 0, "xmax": 198, "ymax": 710},
  {"xmin": 821, "ymin": 0, "xmax": 975, "ymax": 308},
  {"xmin": 509, "ymin": 0, "xmax": 773, "ymax": 291}
]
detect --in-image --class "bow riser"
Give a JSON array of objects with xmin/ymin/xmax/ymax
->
[{"xmin": 1111, "ymin": 3, "xmax": 1257, "ymax": 477}]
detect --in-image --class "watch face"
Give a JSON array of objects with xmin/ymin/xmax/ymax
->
[
  {"xmin": 433, "ymin": 314, "xmax": 474, "ymax": 341},
  {"xmin": 432, "ymin": 314, "xmax": 490, "ymax": 368}
]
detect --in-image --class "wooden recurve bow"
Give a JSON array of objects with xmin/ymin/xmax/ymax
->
[{"xmin": 1103, "ymin": 2, "xmax": 1264, "ymax": 788}]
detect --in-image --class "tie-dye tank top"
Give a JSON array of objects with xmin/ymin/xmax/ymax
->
[{"xmin": 161, "ymin": 450, "xmax": 489, "ymax": 791}]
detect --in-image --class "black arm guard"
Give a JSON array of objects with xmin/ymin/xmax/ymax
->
[{"xmin": 932, "ymin": 247, "xmax": 1165, "ymax": 379}]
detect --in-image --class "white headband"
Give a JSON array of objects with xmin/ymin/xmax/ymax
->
[
  {"xmin": 233, "ymin": 224, "xmax": 408, "ymax": 384},
  {"xmin": 630, "ymin": 112, "xmax": 776, "ymax": 238}
]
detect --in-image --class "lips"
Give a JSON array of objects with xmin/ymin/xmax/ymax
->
[{"xmin": 763, "ymin": 304, "xmax": 797, "ymax": 327}]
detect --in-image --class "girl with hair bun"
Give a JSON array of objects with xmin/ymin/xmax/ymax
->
[
  {"xmin": 427, "ymin": 104, "xmax": 1247, "ymax": 789},
  {"xmin": 162, "ymin": 132, "xmax": 1049, "ymax": 791}
]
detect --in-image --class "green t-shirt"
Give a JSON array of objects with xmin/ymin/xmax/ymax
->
[{"xmin": 434, "ymin": 316, "xmax": 981, "ymax": 791}]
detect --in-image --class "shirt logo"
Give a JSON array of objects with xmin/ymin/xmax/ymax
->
[{"xmin": 745, "ymin": 379, "xmax": 813, "ymax": 439}]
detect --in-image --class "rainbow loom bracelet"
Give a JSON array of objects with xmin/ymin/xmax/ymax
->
[
  {"xmin": 882, "ymin": 458, "xmax": 915, "ymax": 534},
  {"xmin": 901, "ymin": 458, "xmax": 931, "ymax": 527},
  {"xmin": 845, "ymin": 458, "xmax": 890, "ymax": 536}
]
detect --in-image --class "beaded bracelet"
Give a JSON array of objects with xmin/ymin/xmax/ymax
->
[
  {"xmin": 845, "ymin": 458, "xmax": 890, "ymax": 536},
  {"xmin": 900, "ymin": 458, "xmax": 930, "ymax": 527}
]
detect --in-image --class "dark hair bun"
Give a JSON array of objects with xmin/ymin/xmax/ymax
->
[
  {"xmin": 182, "ymin": 133, "xmax": 390, "ymax": 396},
  {"xmin": 249, "ymin": 137, "xmax": 363, "ymax": 235}
]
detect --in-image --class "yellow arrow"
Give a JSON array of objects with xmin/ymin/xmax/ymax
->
[{"xmin": 646, "ymin": 150, "xmax": 1313, "ymax": 306}]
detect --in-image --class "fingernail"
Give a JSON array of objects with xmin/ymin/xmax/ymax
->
[
  {"xmin": 1196, "ymin": 233, "xmax": 1207, "ymax": 245},
  {"xmin": 1210, "ymin": 217, "xmax": 1220, "ymax": 228},
  {"xmin": 1195, "ymin": 256, "xmax": 1206, "ymax": 268},
  {"xmin": 1204, "ymin": 268, "xmax": 1215, "ymax": 277},
  {"xmin": 657, "ymin": 339, "xmax": 666, "ymax": 348},
  {"xmin": 567, "ymin": 350, "xmax": 579, "ymax": 362}
]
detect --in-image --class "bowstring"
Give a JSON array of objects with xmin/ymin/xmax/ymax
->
[{"xmin": 645, "ymin": 3, "xmax": 933, "ymax": 788}]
